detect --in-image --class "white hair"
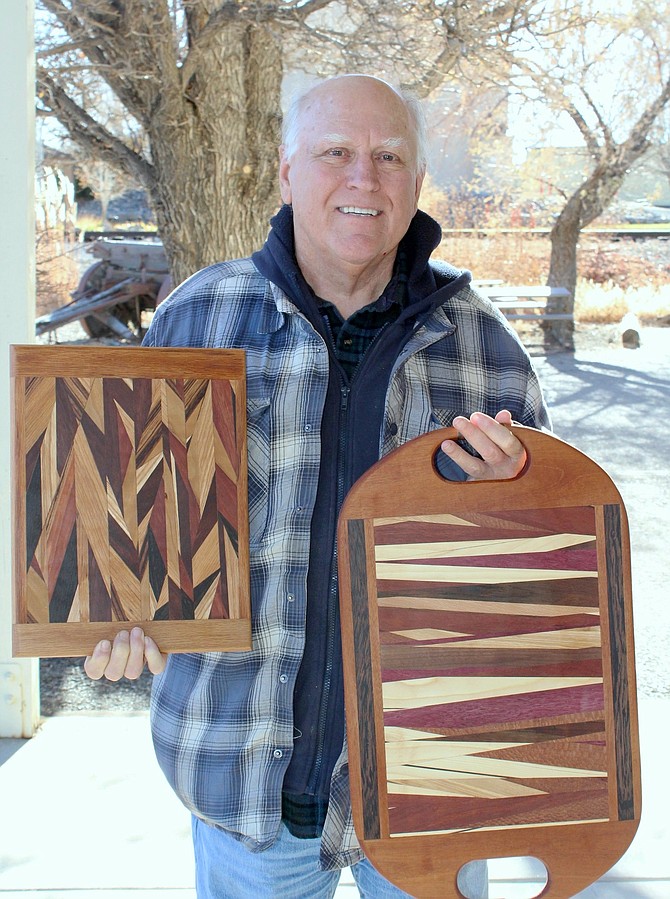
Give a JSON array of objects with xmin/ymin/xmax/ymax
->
[{"xmin": 281, "ymin": 76, "xmax": 428, "ymax": 175}]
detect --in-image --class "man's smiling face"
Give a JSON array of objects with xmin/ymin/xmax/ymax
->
[{"xmin": 279, "ymin": 76, "xmax": 425, "ymax": 294}]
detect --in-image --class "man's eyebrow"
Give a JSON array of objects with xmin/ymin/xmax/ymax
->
[
  {"xmin": 380, "ymin": 137, "xmax": 408, "ymax": 149},
  {"xmin": 318, "ymin": 134, "xmax": 409, "ymax": 149}
]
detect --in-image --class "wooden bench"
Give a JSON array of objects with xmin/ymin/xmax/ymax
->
[{"xmin": 474, "ymin": 284, "xmax": 573, "ymax": 321}]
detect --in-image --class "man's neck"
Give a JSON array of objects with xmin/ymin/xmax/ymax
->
[{"xmin": 297, "ymin": 252, "xmax": 397, "ymax": 319}]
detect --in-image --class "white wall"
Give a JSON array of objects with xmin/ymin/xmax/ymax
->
[{"xmin": 0, "ymin": 0, "xmax": 40, "ymax": 737}]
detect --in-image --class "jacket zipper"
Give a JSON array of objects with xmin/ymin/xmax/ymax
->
[{"xmin": 308, "ymin": 381, "xmax": 350, "ymax": 792}]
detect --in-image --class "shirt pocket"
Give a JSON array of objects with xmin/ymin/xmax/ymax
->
[
  {"xmin": 246, "ymin": 396, "xmax": 271, "ymax": 545},
  {"xmin": 428, "ymin": 408, "xmax": 457, "ymax": 430}
]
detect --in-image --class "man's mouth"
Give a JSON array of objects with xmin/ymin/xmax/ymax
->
[{"xmin": 338, "ymin": 206, "xmax": 381, "ymax": 216}]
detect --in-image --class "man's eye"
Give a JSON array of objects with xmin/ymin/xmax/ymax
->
[{"xmin": 326, "ymin": 148, "xmax": 346, "ymax": 157}]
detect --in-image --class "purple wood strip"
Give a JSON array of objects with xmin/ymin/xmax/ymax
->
[
  {"xmin": 378, "ymin": 607, "xmax": 599, "ymax": 638},
  {"xmin": 387, "ymin": 785, "xmax": 609, "ymax": 834},
  {"xmin": 213, "ymin": 380, "xmax": 240, "ymax": 477},
  {"xmin": 384, "ymin": 683, "xmax": 605, "ymax": 731}
]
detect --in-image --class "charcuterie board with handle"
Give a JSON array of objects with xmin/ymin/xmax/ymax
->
[{"xmin": 338, "ymin": 426, "xmax": 640, "ymax": 898}]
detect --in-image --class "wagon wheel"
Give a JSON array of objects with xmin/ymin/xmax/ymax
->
[
  {"xmin": 74, "ymin": 261, "xmax": 157, "ymax": 341},
  {"xmin": 81, "ymin": 296, "xmax": 146, "ymax": 340}
]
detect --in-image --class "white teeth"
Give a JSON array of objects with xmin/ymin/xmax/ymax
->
[{"xmin": 339, "ymin": 206, "xmax": 380, "ymax": 216}]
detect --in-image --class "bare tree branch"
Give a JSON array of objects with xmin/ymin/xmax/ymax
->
[{"xmin": 38, "ymin": 66, "xmax": 156, "ymax": 188}]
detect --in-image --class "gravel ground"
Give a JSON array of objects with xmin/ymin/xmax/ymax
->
[{"xmin": 40, "ymin": 656, "xmax": 153, "ymax": 715}]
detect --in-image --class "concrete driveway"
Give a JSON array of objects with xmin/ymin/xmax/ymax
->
[{"xmin": 532, "ymin": 326, "xmax": 670, "ymax": 698}]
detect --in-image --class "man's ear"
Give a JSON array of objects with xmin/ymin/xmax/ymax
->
[
  {"xmin": 414, "ymin": 166, "xmax": 426, "ymax": 206},
  {"xmin": 278, "ymin": 146, "xmax": 292, "ymax": 205}
]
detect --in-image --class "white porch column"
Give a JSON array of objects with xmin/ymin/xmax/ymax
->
[{"xmin": 0, "ymin": 0, "xmax": 39, "ymax": 737}]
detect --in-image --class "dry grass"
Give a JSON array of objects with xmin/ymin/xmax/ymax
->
[
  {"xmin": 575, "ymin": 282, "xmax": 670, "ymax": 324},
  {"xmin": 36, "ymin": 227, "xmax": 80, "ymax": 317},
  {"xmin": 436, "ymin": 233, "xmax": 549, "ymax": 284},
  {"xmin": 435, "ymin": 232, "xmax": 670, "ymax": 323}
]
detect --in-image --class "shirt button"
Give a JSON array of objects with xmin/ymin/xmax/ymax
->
[
  {"xmin": 273, "ymin": 749, "xmax": 283, "ymax": 759},
  {"xmin": 388, "ymin": 422, "xmax": 398, "ymax": 436},
  {"xmin": 286, "ymin": 593, "xmax": 295, "ymax": 603},
  {"xmin": 279, "ymin": 674, "xmax": 288, "ymax": 684},
  {"xmin": 304, "ymin": 423, "xmax": 312, "ymax": 432}
]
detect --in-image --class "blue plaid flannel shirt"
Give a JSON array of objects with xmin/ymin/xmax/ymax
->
[{"xmin": 144, "ymin": 256, "xmax": 550, "ymax": 870}]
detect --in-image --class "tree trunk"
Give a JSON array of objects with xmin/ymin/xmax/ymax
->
[
  {"xmin": 544, "ymin": 162, "xmax": 632, "ymax": 350},
  {"xmin": 143, "ymin": 25, "xmax": 282, "ymax": 286},
  {"xmin": 544, "ymin": 198, "xmax": 583, "ymax": 349}
]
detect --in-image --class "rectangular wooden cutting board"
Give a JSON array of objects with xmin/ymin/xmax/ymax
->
[{"xmin": 12, "ymin": 345, "xmax": 251, "ymax": 657}]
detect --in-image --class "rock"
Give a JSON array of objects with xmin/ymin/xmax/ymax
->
[{"xmin": 619, "ymin": 312, "xmax": 641, "ymax": 348}]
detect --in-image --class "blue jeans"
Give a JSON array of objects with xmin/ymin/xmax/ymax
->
[{"xmin": 192, "ymin": 816, "xmax": 488, "ymax": 898}]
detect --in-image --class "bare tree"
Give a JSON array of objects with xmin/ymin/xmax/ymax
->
[
  {"xmin": 37, "ymin": 0, "xmax": 540, "ymax": 284},
  {"xmin": 509, "ymin": 0, "xmax": 670, "ymax": 346}
]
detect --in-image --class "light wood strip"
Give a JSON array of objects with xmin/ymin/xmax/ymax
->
[
  {"xmin": 375, "ymin": 533, "xmax": 595, "ymax": 562},
  {"xmin": 391, "ymin": 628, "xmax": 469, "ymax": 641},
  {"xmin": 387, "ymin": 777, "xmax": 545, "ymax": 799},
  {"xmin": 428, "ymin": 626, "xmax": 602, "ymax": 651},
  {"xmin": 73, "ymin": 427, "xmax": 111, "ymax": 593},
  {"xmin": 378, "ymin": 595, "xmax": 599, "ymax": 618},
  {"xmin": 382, "ymin": 676, "xmax": 602, "ymax": 709},
  {"xmin": 386, "ymin": 755, "xmax": 606, "ymax": 780},
  {"xmin": 375, "ymin": 562, "xmax": 598, "ymax": 583},
  {"xmin": 374, "ymin": 514, "xmax": 478, "ymax": 528},
  {"xmin": 385, "ymin": 740, "xmax": 524, "ymax": 763},
  {"xmin": 188, "ymin": 383, "xmax": 216, "ymax": 516}
]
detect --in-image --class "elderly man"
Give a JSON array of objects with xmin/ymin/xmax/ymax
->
[{"xmin": 86, "ymin": 75, "xmax": 550, "ymax": 897}]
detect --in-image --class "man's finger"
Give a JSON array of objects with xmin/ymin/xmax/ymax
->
[
  {"xmin": 144, "ymin": 636, "xmax": 167, "ymax": 675},
  {"xmin": 123, "ymin": 627, "xmax": 149, "ymax": 680},
  {"xmin": 101, "ymin": 629, "xmax": 132, "ymax": 682},
  {"xmin": 84, "ymin": 640, "xmax": 112, "ymax": 680},
  {"xmin": 456, "ymin": 413, "xmax": 524, "ymax": 465}
]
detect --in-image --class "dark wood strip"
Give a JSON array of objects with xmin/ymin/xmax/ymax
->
[
  {"xmin": 347, "ymin": 518, "xmax": 381, "ymax": 840},
  {"xmin": 377, "ymin": 577, "xmax": 600, "ymax": 606},
  {"xmin": 380, "ymin": 644, "xmax": 603, "ymax": 674},
  {"xmin": 604, "ymin": 503, "xmax": 635, "ymax": 821}
]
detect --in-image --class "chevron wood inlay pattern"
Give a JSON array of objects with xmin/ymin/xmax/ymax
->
[
  {"xmin": 338, "ymin": 426, "xmax": 640, "ymax": 897},
  {"xmin": 12, "ymin": 346, "xmax": 251, "ymax": 656}
]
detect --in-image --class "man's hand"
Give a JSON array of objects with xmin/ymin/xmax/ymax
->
[
  {"xmin": 440, "ymin": 410, "xmax": 526, "ymax": 481},
  {"xmin": 84, "ymin": 627, "xmax": 167, "ymax": 681}
]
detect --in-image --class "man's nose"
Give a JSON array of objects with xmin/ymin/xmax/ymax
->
[{"xmin": 346, "ymin": 154, "xmax": 380, "ymax": 190}]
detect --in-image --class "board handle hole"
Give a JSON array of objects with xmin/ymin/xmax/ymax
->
[
  {"xmin": 433, "ymin": 445, "xmax": 477, "ymax": 482},
  {"xmin": 458, "ymin": 857, "xmax": 549, "ymax": 899}
]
